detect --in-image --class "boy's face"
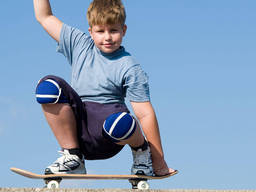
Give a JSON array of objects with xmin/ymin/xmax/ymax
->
[{"xmin": 89, "ymin": 23, "xmax": 127, "ymax": 54}]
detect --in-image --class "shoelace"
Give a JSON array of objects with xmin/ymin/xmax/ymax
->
[{"xmin": 55, "ymin": 150, "xmax": 77, "ymax": 164}]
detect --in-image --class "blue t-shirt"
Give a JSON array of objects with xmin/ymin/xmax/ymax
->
[{"xmin": 57, "ymin": 24, "xmax": 150, "ymax": 104}]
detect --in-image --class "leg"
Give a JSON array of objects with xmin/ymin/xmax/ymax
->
[
  {"xmin": 117, "ymin": 121, "xmax": 144, "ymax": 147},
  {"xmin": 103, "ymin": 112, "xmax": 153, "ymax": 176},
  {"xmin": 36, "ymin": 77, "xmax": 79, "ymax": 149},
  {"xmin": 35, "ymin": 75, "xmax": 86, "ymax": 174},
  {"xmin": 42, "ymin": 103, "xmax": 79, "ymax": 149},
  {"xmin": 102, "ymin": 112, "xmax": 144, "ymax": 147}
]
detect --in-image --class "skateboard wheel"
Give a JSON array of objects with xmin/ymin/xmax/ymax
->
[
  {"xmin": 137, "ymin": 180, "xmax": 150, "ymax": 190},
  {"xmin": 47, "ymin": 180, "xmax": 60, "ymax": 189}
]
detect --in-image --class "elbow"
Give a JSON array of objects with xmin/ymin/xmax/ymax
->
[
  {"xmin": 137, "ymin": 111, "xmax": 155, "ymax": 122},
  {"xmin": 34, "ymin": 10, "xmax": 53, "ymax": 25},
  {"xmin": 34, "ymin": 12, "xmax": 43, "ymax": 24},
  {"xmin": 34, "ymin": 15, "xmax": 42, "ymax": 24},
  {"xmin": 131, "ymin": 101, "xmax": 156, "ymax": 120},
  {"xmin": 34, "ymin": 14, "xmax": 46, "ymax": 25},
  {"xmin": 136, "ymin": 108, "xmax": 155, "ymax": 122}
]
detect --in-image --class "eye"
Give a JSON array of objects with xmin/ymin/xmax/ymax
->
[{"xmin": 111, "ymin": 29, "xmax": 118, "ymax": 33}]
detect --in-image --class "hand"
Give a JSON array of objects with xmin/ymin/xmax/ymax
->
[{"xmin": 153, "ymin": 158, "xmax": 177, "ymax": 176}]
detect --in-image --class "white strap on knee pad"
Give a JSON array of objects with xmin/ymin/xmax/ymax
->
[{"xmin": 36, "ymin": 79, "xmax": 62, "ymax": 104}]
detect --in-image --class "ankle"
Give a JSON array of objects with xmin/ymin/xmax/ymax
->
[
  {"xmin": 63, "ymin": 148, "xmax": 83, "ymax": 160},
  {"xmin": 131, "ymin": 139, "xmax": 149, "ymax": 151}
]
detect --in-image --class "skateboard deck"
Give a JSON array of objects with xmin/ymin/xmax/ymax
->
[{"xmin": 10, "ymin": 167, "xmax": 178, "ymax": 189}]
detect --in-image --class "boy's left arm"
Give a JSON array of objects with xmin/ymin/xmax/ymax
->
[{"xmin": 131, "ymin": 101, "xmax": 174, "ymax": 176}]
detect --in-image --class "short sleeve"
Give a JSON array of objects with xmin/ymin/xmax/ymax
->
[
  {"xmin": 123, "ymin": 65, "xmax": 150, "ymax": 102},
  {"xmin": 57, "ymin": 24, "xmax": 91, "ymax": 65}
]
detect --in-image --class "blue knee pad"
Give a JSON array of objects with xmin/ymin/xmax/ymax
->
[
  {"xmin": 103, "ymin": 112, "xmax": 137, "ymax": 142},
  {"xmin": 36, "ymin": 79, "xmax": 67, "ymax": 104}
]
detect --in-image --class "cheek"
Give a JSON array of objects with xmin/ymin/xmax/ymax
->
[
  {"xmin": 92, "ymin": 35, "xmax": 101, "ymax": 44},
  {"xmin": 117, "ymin": 36, "xmax": 123, "ymax": 44},
  {"xmin": 113, "ymin": 34, "xmax": 122, "ymax": 43}
]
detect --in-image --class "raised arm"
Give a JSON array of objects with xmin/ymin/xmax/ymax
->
[
  {"xmin": 131, "ymin": 101, "xmax": 175, "ymax": 176},
  {"xmin": 33, "ymin": 0, "xmax": 63, "ymax": 42}
]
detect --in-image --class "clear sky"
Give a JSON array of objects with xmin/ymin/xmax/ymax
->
[{"xmin": 1, "ymin": 0, "xmax": 256, "ymax": 189}]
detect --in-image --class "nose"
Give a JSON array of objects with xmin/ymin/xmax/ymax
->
[{"xmin": 105, "ymin": 31, "xmax": 112, "ymax": 41}]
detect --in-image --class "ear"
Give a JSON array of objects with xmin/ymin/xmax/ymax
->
[
  {"xmin": 88, "ymin": 27, "xmax": 93, "ymax": 39},
  {"xmin": 122, "ymin": 24, "xmax": 127, "ymax": 37}
]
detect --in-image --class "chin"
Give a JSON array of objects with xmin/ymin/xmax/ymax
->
[
  {"xmin": 103, "ymin": 50, "xmax": 114, "ymax": 53},
  {"xmin": 101, "ymin": 48, "xmax": 118, "ymax": 54}
]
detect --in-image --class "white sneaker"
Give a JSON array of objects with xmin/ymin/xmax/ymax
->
[
  {"xmin": 45, "ymin": 149, "xmax": 86, "ymax": 174},
  {"xmin": 131, "ymin": 146, "xmax": 154, "ymax": 176}
]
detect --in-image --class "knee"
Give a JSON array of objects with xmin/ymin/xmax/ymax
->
[
  {"xmin": 103, "ymin": 112, "xmax": 137, "ymax": 142},
  {"xmin": 35, "ymin": 78, "xmax": 67, "ymax": 104}
]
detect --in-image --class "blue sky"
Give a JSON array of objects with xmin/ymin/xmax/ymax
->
[{"xmin": 1, "ymin": 0, "xmax": 256, "ymax": 189}]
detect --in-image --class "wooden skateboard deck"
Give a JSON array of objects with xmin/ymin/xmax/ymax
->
[{"xmin": 10, "ymin": 167, "xmax": 178, "ymax": 189}]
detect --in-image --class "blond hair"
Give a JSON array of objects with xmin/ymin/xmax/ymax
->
[{"xmin": 87, "ymin": 0, "xmax": 126, "ymax": 27}]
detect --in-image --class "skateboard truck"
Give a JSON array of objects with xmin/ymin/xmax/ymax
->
[
  {"xmin": 44, "ymin": 177, "xmax": 62, "ymax": 189},
  {"xmin": 129, "ymin": 178, "xmax": 150, "ymax": 190},
  {"xmin": 44, "ymin": 177, "xmax": 150, "ymax": 189}
]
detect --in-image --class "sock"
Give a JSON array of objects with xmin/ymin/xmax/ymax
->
[
  {"xmin": 64, "ymin": 148, "xmax": 83, "ymax": 160},
  {"xmin": 131, "ymin": 138, "xmax": 149, "ymax": 151}
]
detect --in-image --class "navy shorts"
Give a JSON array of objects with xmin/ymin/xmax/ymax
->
[{"xmin": 39, "ymin": 75, "xmax": 129, "ymax": 160}]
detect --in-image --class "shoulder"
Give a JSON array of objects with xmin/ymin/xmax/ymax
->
[
  {"xmin": 111, "ymin": 48, "xmax": 149, "ymax": 83},
  {"xmin": 61, "ymin": 23, "xmax": 85, "ymax": 36},
  {"xmin": 61, "ymin": 23, "xmax": 93, "ymax": 45},
  {"xmin": 59, "ymin": 23, "xmax": 94, "ymax": 52},
  {"xmin": 117, "ymin": 48, "xmax": 139, "ymax": 71},
  {"xmin": 119, "ymin": 52, "xmax": 145, "ymax": 76}
]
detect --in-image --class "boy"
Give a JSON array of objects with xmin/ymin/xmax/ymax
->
[{"xmin": 33, "ymin": 0, "xmax": 175, "ymax": 176}]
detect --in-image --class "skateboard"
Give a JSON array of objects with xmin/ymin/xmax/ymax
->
[{"xmin": 10, "ymin": 167, "xmax": 178, "ymax": 189}]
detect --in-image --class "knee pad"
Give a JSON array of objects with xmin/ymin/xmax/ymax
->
[
  {"xmin": 35, "ymin": 79, "xmax": 67, "ymax": 104},
  {"xmin": 103, "ymin": 112, "xmax": 137, "ymax": 142}
]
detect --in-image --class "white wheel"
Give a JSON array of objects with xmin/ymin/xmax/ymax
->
[
  {"xmin": 47, "ymin": 180, "xmax": 60, "ymax": 189},
  {"xmin": 137, "ymin": 180, "xmax": 150, "ymax": 190}
]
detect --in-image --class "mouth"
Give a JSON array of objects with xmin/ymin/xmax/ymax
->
[{"xmin": 103, "ymin": 43, "xmax": 113, "ymax": 48}]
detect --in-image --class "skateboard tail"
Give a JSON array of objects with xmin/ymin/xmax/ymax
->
[{"xmin": 10, "ymin": 167, "xmax": 42, "ymax": 179}]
